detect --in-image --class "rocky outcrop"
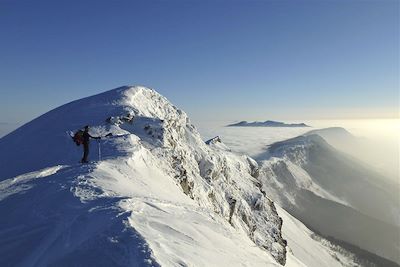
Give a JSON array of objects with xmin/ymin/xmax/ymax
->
[{"xmin": 115, "ymin": 87, "xmax": 287, "ymax": 264}]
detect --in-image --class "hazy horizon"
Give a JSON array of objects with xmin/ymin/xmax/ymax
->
[
  {"xmin": 198, "ymin": 118, "xmax": 399, "ymax": 183},
  {"xmin": 2, "ymin": 115, "xmax": 397, "ymax": 183},
  {"xmin": 1, "ymin": 115, "xmax": 398, "ymax": 139}
]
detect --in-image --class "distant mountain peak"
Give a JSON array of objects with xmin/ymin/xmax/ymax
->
[
  {"xmin": 306, "ymin": 127, "xmax": 354, "ymax": 137},
  {"xmin": 227, "ymin": 120, "xmax": 310, "ymax": 127}
]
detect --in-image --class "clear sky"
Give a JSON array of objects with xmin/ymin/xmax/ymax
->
[{"xmin": 0, "ymin": 0, "xmax": 398, "ymax": 126}]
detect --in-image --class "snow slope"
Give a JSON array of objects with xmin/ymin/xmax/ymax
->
[
  {"xmin": 257, "ymin": 134, "xmax": 400, "ymax": 265},
  {"xmin": 0, "ymin": 86, "xmax": 288, "ymax": 266},
  {"xmin": 277, "ymin": 206, "xmax": 360, "ymax": 267}
]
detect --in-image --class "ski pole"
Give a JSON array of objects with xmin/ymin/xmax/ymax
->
[{"xmin": 98, "ymin": 139, "xmax": 101, "ymax": 161}]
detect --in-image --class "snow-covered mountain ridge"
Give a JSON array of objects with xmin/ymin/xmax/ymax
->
[
  {"xmin": 257, "ymin": 132, "xmax": 400, "ymax": 265},
  {"xmin": 0, "ymin": 86, "xmax": 290, "ymax": 266}
]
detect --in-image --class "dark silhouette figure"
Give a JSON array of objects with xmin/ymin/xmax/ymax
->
[{"xmin": 81, "ymin": 126, "xmax": 101, "ymax": 163}]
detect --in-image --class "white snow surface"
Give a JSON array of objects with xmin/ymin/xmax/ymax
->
[
  {"xmin": 265, "ymin": 160, "xmax": 349, "ymax": 206},
  {"xmin": 0, "ymin": 86, "xmax": 360, "ymax": 267},
  {"xmin": 0, "ymin": 165, "xmax": 65, "ymax": 201}
]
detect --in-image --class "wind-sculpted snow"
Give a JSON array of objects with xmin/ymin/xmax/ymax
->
[
  {"xmin": 0, "ymin": 164, "xmax": 158, "ymax": 267},
  {"xmin": 0, "ymin": 165, "xmax": 65, "ymax": 201},
  {"xmin": 0, "ymin": 86, "xmax": 288, "ymax": 266}
]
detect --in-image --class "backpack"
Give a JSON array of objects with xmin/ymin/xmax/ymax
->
[{"xmin": 72, "ymin": 130, "xmax": 84, "ymax": 146}]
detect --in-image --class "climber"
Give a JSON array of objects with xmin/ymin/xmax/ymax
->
[{"xmin": 80, "ymin": 125, "xmax": 101, "ymax": 163}]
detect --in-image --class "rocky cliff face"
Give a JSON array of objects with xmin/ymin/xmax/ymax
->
[{"xmin": 109, "ymin": 87, "xmax": 287, "ymax": 264}]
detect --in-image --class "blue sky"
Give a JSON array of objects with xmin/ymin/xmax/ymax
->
[{"xmin": 0, "ymin": 0, "xmax": 398, "ymax": 126}]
